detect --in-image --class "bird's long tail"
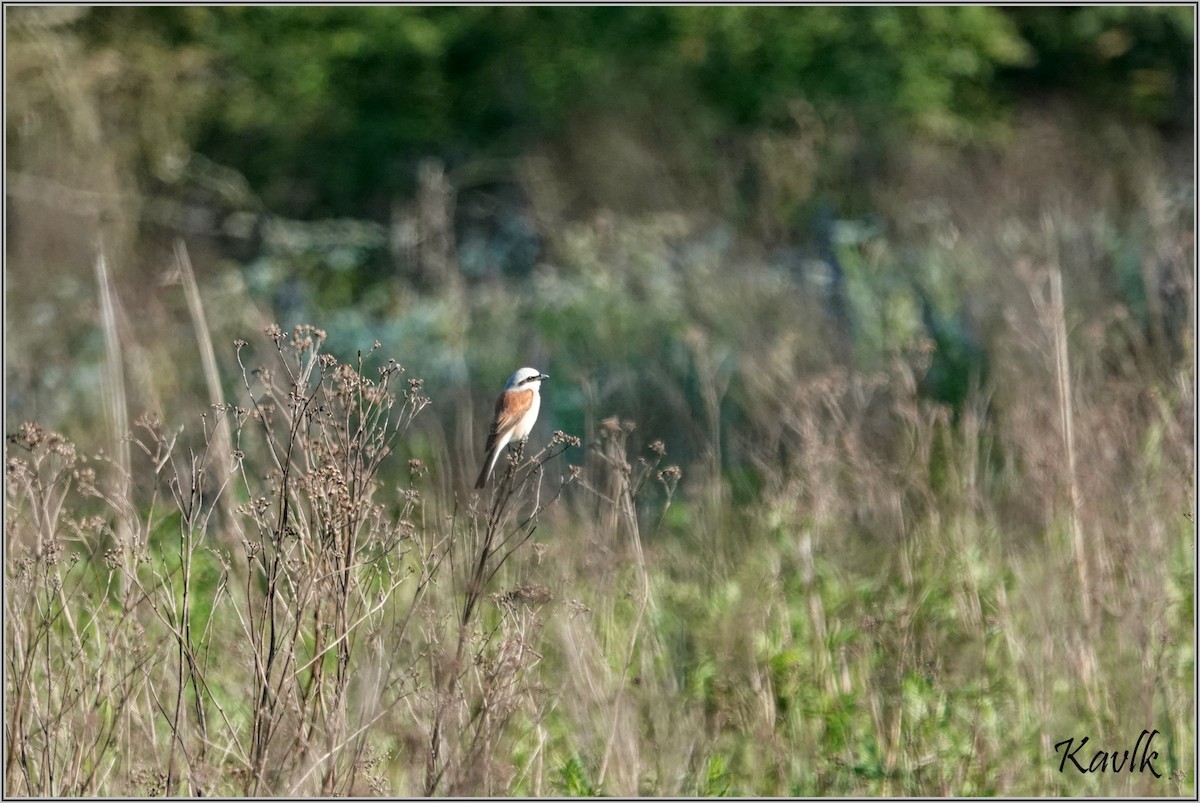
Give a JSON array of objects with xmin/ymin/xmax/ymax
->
[{"xmin": 474, "ymin": 446, "xmax": 502, "ymax": 489}]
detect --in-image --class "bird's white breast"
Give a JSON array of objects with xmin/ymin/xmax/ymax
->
[{"xmin": 512, "ymin": 391, "xmax": 540, "ymax": 441}]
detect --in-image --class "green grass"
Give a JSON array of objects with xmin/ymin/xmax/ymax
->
[{"xmin": 7, "ymin": 294, "xmax": 1193, "ymax": 796}]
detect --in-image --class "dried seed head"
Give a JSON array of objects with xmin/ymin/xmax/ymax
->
[
  {"xmin": 135, "ymin": 411, "xmax": 162, "ymax": 430},
  {"xmin": 19, "ymin": 421, "xmax": 46, "ymax": 448},
  {"xmin": 552, "ymin": 430, "xmax": 582, "ymax": 447},
  {"xmin": 502, "ymin": 584, "xmax": 553, "ymax": 606},
  {"xmin": 7, "ymin": 457, "xmax": 30, "ymax": 481},
  {"xmin": 47, "ymin": 435, "xmax": 76, "ymax": 462},
  {"xmin": 567, "ymin": 599, "xmax": 591, "ymax": 618}
]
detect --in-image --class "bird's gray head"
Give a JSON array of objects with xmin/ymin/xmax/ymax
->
[{"xmin": 505, "ymin": 366, "xmax": 550, "ymax": 390}]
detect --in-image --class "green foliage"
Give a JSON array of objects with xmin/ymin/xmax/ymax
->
[
  {"xmin": 555, "ymin": 755, "xmax": 598, "ymax": 797},
  {"xmin": 1003, "ymin": 6, "xmax": 1193, "ymax": 125},
  {"xmin": 679, "ymin": 7, "xmax": 1030, "ymax": 133},
  {"xmin": 697, "ymin": 753, "xmax": 734, "ymax": 796},
  {"xmin": 62, "ymin": 6, "xmax": 1191, "ymax": 217}
]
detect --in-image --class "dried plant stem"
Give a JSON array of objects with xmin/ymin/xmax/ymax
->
[
  {"xmin": 174, "ymin": 240, "xmax": 238, "ymax": 549},
  {"xmin": 1048, "ymin": 268, "xmax": 1092, "ymax": 628},
  {"xmin": 424, "ymin": 438, "xmax": 574, "ymax": 796},
  {"xmin": 589, "ymin": 425, "xmax": 662, "ymax": 795},
  {"xmin": 93, "ymin": 240, "xmax": 133, "ymax": 594},
  {"xmin": 596, "ymin": 515, "xmax": 648, "ymax": 794}
]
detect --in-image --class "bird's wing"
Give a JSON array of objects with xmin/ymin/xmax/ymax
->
[{"xmin": 483, "ymin": 388, "xmax": 535, "ymax": 452}]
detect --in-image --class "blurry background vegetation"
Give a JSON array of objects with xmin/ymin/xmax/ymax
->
[
  {"xmin": 4, "ymin": 5, "xmax": 1195, "ymax": 797},
  {"xmin": 6, "ymin": 6, "xmax": 1193, "ymax": 447}
]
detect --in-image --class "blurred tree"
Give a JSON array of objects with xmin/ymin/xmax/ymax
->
[
  {"xmin": 1000, "ymin": 6, "xmax": 1192, "ymax": 128},
  {"xmin": 67, "ymin": 6, "xmax": 1189, "ymax": 221}
]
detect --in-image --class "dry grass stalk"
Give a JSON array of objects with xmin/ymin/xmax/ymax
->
[
  {"xmin": 1047, "ymin": 266, "xmax": 1092, "ymax": 628},
  {"xmin": 173, "ymin": 239, "xmax": 238, "ymax": 551}
]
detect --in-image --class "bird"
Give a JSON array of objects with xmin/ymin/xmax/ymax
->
[{"xmin": 475, "ymin": 367, "xmax": 550, "ymax": 489}]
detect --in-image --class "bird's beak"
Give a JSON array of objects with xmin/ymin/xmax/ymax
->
[{"xmin": 539, "ymin": 373, "xmax": 550, "ymax": 381}]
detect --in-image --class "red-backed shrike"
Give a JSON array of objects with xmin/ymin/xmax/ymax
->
[{"xmin": 475, "ymin": 367, "xmax": 550, "ymax": 489}]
